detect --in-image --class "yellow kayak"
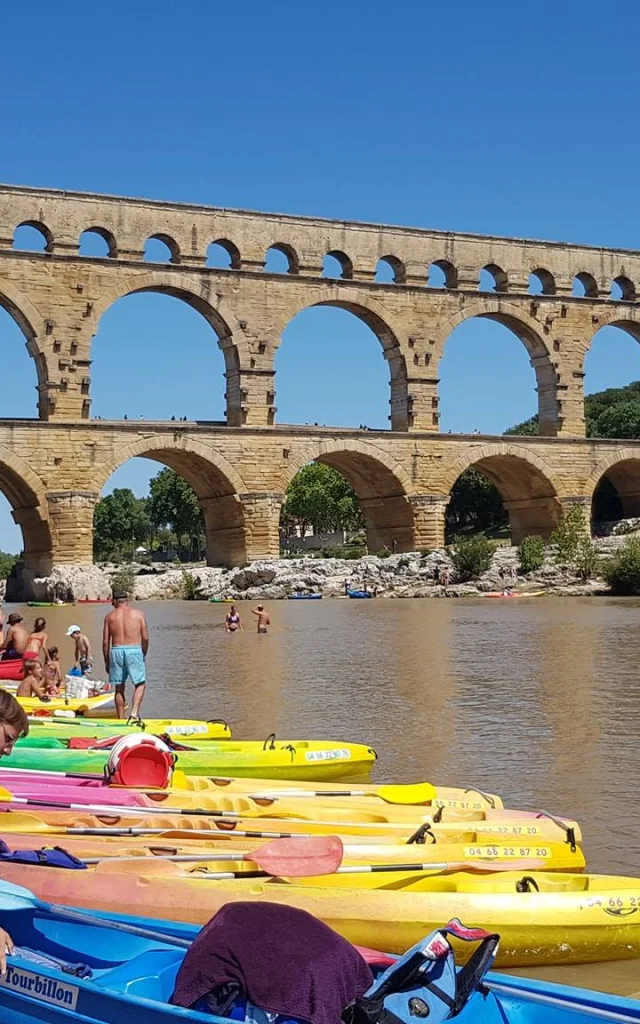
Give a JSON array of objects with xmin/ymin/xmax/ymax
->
[
  {"xmin": 26, "ymin": 718, "xmax": 232, "ymax": 741},
  {"xmin": 6, "ymin": 804, "xmax": 581, "ymax": 843},
  {"xmin": 0, "ymin": 829, "xmax": 585, "ymax": 873},
  {"xmin": 15, "ymin": 692, "xmax": 115, "ymax": 715},
  {"xmin": 1, "ymin": 862, "xmax": 635, "ymax": 966},
  {"xmin": 174, "ymin": 775, "xmax": 504, "ymax": 809}
]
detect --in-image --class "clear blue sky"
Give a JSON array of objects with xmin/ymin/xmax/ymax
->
[{"xmin": 2, "ymin": 0, "xmax": 640, "ymax": 549}]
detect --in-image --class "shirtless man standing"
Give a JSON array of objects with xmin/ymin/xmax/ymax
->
[
  {"xmin": 103, "ymin": 591, "xmax": 149, "ymax": 719},
  {"xmin": 251, "ymin": 604, "xmax": 270, "ymax": 634}
]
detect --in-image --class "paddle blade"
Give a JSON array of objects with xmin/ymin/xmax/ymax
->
[
  {"xmin": 254, "ymin": 836, "xmax": 344, "ymax": 877},
  {"xmin": 378, "ymin": 783, "xmax": 437, "ymax": 805},
  {"xmin": 0, "ymin": 812, "xmax": 54, "ymax": 832}
]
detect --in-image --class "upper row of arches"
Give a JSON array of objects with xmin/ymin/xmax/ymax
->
[{"xmin": 8, "ymin": 222, "xmax": 640, "ymax": 302}]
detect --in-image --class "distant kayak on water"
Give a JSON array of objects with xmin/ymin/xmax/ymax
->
[{"xmin": 484, "ymin": 591, "xmax": 546, "ymax": 599}]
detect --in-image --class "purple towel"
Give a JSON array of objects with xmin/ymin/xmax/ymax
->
[{"xmin": 171, "ymin": 902, "xmax": 373, "ymax": 1024}]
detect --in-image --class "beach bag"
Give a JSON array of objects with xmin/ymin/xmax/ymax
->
[
  {"xmin": 342, "ymin": 919, "xmax": 500, "ymax": 1024},
  {"xmin": 106, "ymin": 733, "xmax": 175, "ymax": 788}
]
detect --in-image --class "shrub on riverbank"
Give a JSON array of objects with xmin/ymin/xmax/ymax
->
[
  {"xmin": 518, "ymin": 535, "xmax": 545, "ymax": 573},
  {"xmin": 450, "ymin": 536, "xmax": 496, "ymax": 582},
  {"xmin": 602, "ymin": 537, "xmax": 640, "ymax": 594},
  {"xmin": 110, "ymin": 564, "xmax": 136, "ymax": 595},
  {"xmin": 550, "ymin": 504, "xmax": 588, "ymax": 564}
]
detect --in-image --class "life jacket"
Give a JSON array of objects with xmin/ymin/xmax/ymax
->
[
  {"xmin": 105, "ymin": 733, "xmax": 175, "ymax": 789},
  {"xmin": 0, "ymin": 841, "xmax": 86, "ymax": 870},
  {"xmin": 342, "ymin": 919, "xmax": 500, "ymax": 1024}
]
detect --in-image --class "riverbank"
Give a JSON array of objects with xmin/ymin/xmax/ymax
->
[{"xmin": 7, "ymin": 537, "xmax": 629, "ymax": 602}]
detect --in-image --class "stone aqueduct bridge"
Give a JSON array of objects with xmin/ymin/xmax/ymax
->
[{"xmin": 2, "ymin": 183, "xmax": 640, "ymax": 573}]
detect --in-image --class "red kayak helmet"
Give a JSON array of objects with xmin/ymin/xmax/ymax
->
[{"xmin": 107, "ymin": 734, "xmax": 175, "ymax": 788}]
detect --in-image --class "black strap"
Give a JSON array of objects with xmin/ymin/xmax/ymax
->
[{"xmin": 451, "ymin": 934, "xmax": 500, "ymax": 1013}]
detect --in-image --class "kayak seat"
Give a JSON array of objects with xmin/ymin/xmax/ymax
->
[{"xmin": 93, "ymin": 948, "xmax": 184, "ymax": 1001}]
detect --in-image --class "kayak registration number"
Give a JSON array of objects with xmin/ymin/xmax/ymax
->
[
  {"xmin": 305, "ymin": 749, "xmax": 352, "ymax": 761},
  {"xmin": 433, "ymin": 798, "xmax": 490, "ymax": 811},
  {"xmin": 165, "ymin": 725, "xmax": 209, "ymax": 736},
  {"xmin": 464, "ymin": 845, "xmax": 551, "ymax": 859},
  {"xmin": 478, "ymin": 824, "xmax": 544, "ymax": 837}
]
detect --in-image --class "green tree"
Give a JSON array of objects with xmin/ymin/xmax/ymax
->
[
  {"xmin": 0, "ymin": 551, "xmax": 19, "ymax": 580},
  {"xmin": 518, "ymin": 535, "xmax": 545, "ymax": 574},
  {"xmin": 147, "ymin": 469, "xmax": 204, "ymax": 560},
  {"xmin": 446, "ymin": 469, "xmax": 507, "ymax": 540},
  {"xmin": 94, "ymin": 489, "xmax": 150, "ymax": 561},
  {"xmin": 505, "ymin": 415, "xmax": 539, "ymax": 436},
  {"xmin": 590, "ymin": 401, "xmax": 640, "ymax": 439},
  {"xmin": 449, "ymin": 536, "xmax": 496, "ymax": 582},
  {"xmin": 602, "ymin": 536, "xmax": 640, "ymax": 594},
  {"xmin": 550, "ymin": 504, "xmax": 588, "ymax": 565},
  {"xmin": 281, "ymin": 463, "xmax": 363, "ymax": 536}
]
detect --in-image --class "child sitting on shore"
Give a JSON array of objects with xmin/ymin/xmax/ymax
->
[
  {"xmin": 16, "ymin": 660, "xmax": 47, "ymax": 699},
  {"xmin": 44, "ymin": 647, "xmax": 62, "ymax": 695}
]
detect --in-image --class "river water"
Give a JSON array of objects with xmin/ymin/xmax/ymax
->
[{"xmin": 12, "ymin": 596, "xmax": 640, "ymax": 995}]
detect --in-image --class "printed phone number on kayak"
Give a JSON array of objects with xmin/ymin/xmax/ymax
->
[
  {"xmin": 463, "ymin": 846, "xmax": 551, "ymax": 858},
  {"xmin": 305, "ymin": 750, "xmax": 352, "ymax": 761}
]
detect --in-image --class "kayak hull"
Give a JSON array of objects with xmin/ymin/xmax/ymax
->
[
  {"xmin": 15, "ymin": 692, "xmax": 115, "ymax": 716},
  {"xmin": 2, "ymin": 739, "xmax": 377, "ymax": 781},
  {"xmin": 2, "ymin": 883, "xmax": 640, "ymax": 1024},
  {"xmin": 25, "ymin": 718, "xmax": 232, "ymax": 741},
  {"xmin": 0, "ymin": 865, "xmax": 638, "ymax": 966}
]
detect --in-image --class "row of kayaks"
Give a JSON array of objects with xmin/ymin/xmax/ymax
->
[
  {"xmin": 0, "ymin": 718, "xmax": 638, "ymax": 1019},
  {"xmin": 0, "ymin": 761, "xmax": 636, "ymax": 967},
  {"xmin": 0, "ymin": 878, "xmax": 636, "ymax": 1024}
]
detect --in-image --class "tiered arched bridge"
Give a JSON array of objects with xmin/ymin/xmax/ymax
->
[{"xmin": 1, "ymin": 183, "xmax": 640, "ymax": 583}]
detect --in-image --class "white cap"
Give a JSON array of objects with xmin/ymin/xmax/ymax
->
[{"xmin": 65, "ymin": 625, "xmax": 81, "ymax": 636}]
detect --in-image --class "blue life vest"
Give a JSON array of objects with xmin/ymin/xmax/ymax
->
[
  {"xmin": 0, "ymin": 841, "xmax": 86, "ymax": 869},
  {"xmin": 342, "ymin": 920, "xmax": 499, "ymax": 1024}
]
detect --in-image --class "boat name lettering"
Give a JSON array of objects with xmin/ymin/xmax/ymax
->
[
  {"xmin": 165, "ymin": 725, "xmax": 208, "ymax": 736},
  {"xmin": 304, "ymin": 749, "xmax": 352, "ymax": 761},
  {"xmin": 1, "ymin": 966, "xmax": 79, "ymax": 1009},
  {"xmin": 463, "ymin": 846, "xmax": 551, "ymax": 859}
]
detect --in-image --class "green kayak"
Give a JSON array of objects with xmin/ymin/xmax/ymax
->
[{"xmin": 3, "ymin": 736, "xmax": 376, "ymax": 780}]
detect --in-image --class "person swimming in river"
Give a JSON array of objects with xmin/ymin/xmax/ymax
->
[
  {"xmin": 225, "ymin": 605, "xmax": 242, "ymax": 633},
  {"xmin": 252, "ymin": 604, "xmax": 270, "ymax": 634},
  {"xmin": 16, "ymin": 660, "xmax": 47, "ymax": 699}
]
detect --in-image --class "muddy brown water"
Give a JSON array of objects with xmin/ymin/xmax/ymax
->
[{"xmin": 10, "ymin": 596, "xmax": 640, "ymax": 995}]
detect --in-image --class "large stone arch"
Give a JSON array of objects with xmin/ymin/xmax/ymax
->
[
  {"xmin": 86, "ymin": 272, "xmax": 251, "ymax": 425},
  {"xmin": 0, "ymin": 278, "xmax": 51, "ymax": 414},
  {"xmin": 0, "ymin": 445, "xmax": 53, "ymax": 578},
  {"xmin": 273, "ymin": 285, "xmax": 409, "ymax": 431},
  {"xmin": 94, "ymin": 435, "xmax": 250, "ymax": 567},
  {"xmin": 284, "ymin": 438, "xmax": 415, "ymax": 552},
  {"xmin": 433, "ymin": 298, "xmax": 559, "ymax": 436},
  {"xmin": 586, "ymin": 448, "xmax": 640, "ymax": 521},
  {"xmin": 585, "ymin": 310, "xmax": 640, "ymax": 346},
  {"xmin": 442, "ymin": 442, "xmax": 563, "ymax": 544}
]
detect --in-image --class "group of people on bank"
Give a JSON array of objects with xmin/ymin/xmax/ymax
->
[{"xmin": 0, "ymin": 593, "xmax": 150, "ymax": 719}]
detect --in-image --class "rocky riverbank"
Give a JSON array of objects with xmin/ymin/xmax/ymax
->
[{"xmin": 6, "ymin": 535, "xmax": 632, "ymax": 603}]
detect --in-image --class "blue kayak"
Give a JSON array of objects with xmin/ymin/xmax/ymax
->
[
  {"xmin": 347, "ymin": 590, "xmax": 373, "ymax": 599},
  {"xmin": 0, "ymin": 883, "xmax": 639, "ymax": 1024},
  {"xmin": 287, "ymin": 594, "xmax": 323, "ymax": 600}
]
